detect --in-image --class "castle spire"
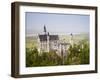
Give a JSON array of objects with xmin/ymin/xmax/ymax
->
[
  {"xmin": 70, "ymin": 33, "xmax": 73, "ymax": 46},
  {"xmin": 44, "ymin": 25, "xmax": 47, "ymax": 34}
]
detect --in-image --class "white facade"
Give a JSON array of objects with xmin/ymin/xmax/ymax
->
[{"xmin": 38, "ymin": 34, "xmax": 70, "ymax": 57}]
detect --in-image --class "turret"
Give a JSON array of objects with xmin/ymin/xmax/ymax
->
[
  {"xmin": 70, "ymin": 33, "xmax": 73, "ymax": 46},
  {"xmin": 47, "ymin": 32, "xmax": 50, "ymax": 52},
  {"xmin": 44, "ymin": 25, "xmax": 47, "ymax": 35}
]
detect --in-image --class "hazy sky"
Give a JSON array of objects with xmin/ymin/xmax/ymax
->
[{"xmin": 25, "ymin": 12, "xmax": 89, "ymax": 36}]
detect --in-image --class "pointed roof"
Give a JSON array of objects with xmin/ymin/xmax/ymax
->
[
  {"xmin": 39, "ymin": 34, "xmax": 59, "ymax": 41},
  {"xmin": 44, "ymin": 25, "xmax": 47, "ymax": 33},
  {"xmin": 39, "ymin": 34, "xmax": 47, "ymax": 41}
]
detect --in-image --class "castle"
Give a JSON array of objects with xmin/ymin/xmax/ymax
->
[{"xmin": 38, "ymin": 25, "xmax": 73, "ymax": 57}]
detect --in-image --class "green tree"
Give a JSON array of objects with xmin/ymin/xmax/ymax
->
[{"xmin": 65, "ymin": 39, "xmax": 89, "ymax": 65}]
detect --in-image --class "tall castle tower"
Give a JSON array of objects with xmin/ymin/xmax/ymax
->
[
  {"xmin": 44, "ymin": 25, "xmax": 47, "ymax": 35},
  {"xmin": 47, "ymin": 32, "xmax": 50, "ymax": 52},
  {"xmin": 70, "ymin": 33, "xmax": 73, "ymax": 46},
  {"xmin": 44, "ymin": 25, "xmax": 49, "ymax": 52}
]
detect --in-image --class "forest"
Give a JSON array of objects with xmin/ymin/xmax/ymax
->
[{"xmin": 26, "ymin": 38, "xmax": 89, "ymax": 67}]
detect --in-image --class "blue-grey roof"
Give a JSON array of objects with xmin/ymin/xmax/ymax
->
[{"xmin": 39, "ymin": 34, "xmax": 59, "ymax": 41}]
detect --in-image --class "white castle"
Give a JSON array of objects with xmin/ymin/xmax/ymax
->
[{"xmin": 38, "ymin": 25, "xmax": 73, "ymax": 57}]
